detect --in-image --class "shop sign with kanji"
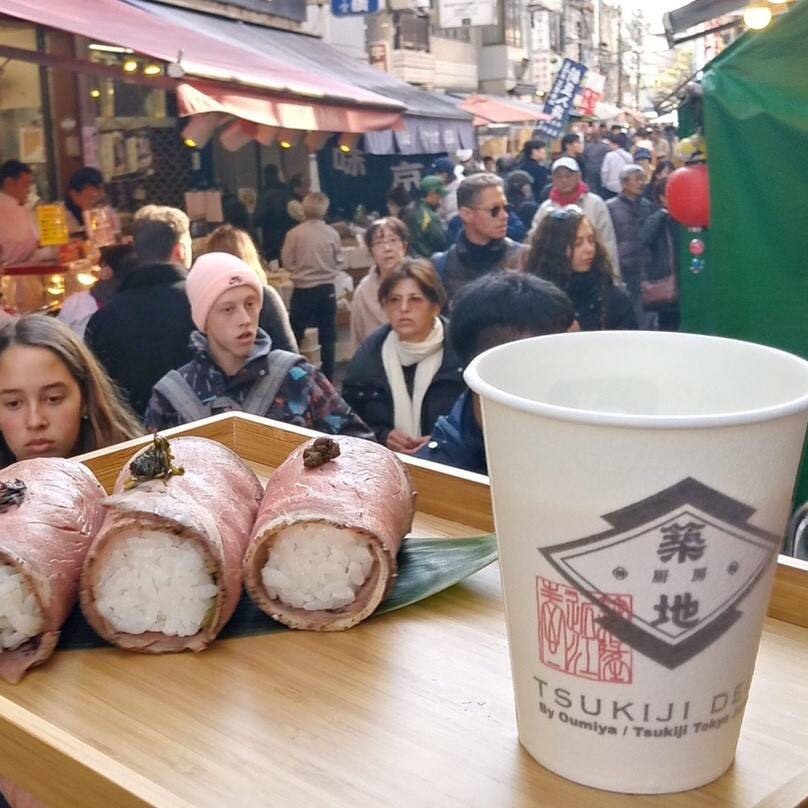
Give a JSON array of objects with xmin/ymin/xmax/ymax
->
[
  {"xmin": 540, "ymin": 478, "xmax": 779, "ymax": 670},
  {"xmin": 331, "ymin": 0, "xmax": 379, "ymax": 15},
  {"xmin": 536, "ymin": 58, "xmax": 588, "ymax": 140}
]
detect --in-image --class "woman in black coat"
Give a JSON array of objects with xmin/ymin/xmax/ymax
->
[
  {"xmin": 342, "ymin": 260, "xmax": 464, "ymax": 454},
  {"xmin": 524, "ymin": 207, "xmax": 637, "ymax": 331},
  {"xmin": 639, "ymin": 176, "xmax": 681, "ymax": 331}
]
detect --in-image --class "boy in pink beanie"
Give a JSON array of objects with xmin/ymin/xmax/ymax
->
[{"xmin": 143, "ymin": 252, "xmax": 373, "ymax": 440}]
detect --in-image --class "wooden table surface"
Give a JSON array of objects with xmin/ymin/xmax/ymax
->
[{"xmin": 1, "ymin": 417, "xmax": 807, "ymax": 808}]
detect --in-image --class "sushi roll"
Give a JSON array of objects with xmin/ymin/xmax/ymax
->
[
  {"xmin": 0, "ymin": 458, "xmax": 105, "ymax": 684},
  {"xmin": 79, "ymin": 436, "xmax": 262, "ymax": 653},
  {"xmin": 243, "ymin": 436, "xmax": 416, "ymax": 631}
]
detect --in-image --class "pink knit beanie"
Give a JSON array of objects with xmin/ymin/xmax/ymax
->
[{"xmin": 186, "ymin": 252, "xmax": 263, "ymax": 331}]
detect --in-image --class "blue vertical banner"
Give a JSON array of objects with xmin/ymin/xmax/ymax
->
[
  {"xmin": 536, "ymin": 58, "xmax": 588, "ymax": 140},
  {"xmin": 331, "ymin": 0, "xmax": 379, "ymax": 15}
]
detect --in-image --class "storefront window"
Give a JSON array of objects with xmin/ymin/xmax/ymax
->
[
  {"xmin": 0, "ymin": 20, "xmax": 49, "ymax": 200},
  {"xmin": 482, "ymin": 0, "xmax": 523, "ymax": 48}
]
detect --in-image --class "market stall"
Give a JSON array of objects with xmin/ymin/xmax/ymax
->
[{"xmin": 679, "ymin": 0, "xmax": 808, "ymax": 502}]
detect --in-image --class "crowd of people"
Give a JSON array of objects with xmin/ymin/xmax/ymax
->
[{"xmin": 0, "ymin": 121, "xmax": 683, "ymax": 478}]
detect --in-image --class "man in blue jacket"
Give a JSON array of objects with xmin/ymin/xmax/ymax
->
[{"xmin": 416, "ymin": 272, "xmax": 575, "ymax": 474}]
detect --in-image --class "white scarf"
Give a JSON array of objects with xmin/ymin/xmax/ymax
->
[{"xmin": 381, "ymin": 318, "xmax": 444, "ymax": 439}]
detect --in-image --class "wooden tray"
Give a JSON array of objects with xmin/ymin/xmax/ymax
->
[{"xmin": 1, "ymin": 413, "xmax": 807, "ymax": 808}]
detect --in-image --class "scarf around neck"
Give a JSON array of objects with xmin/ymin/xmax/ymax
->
[
  {"xmin": 381, "ymin": 318, "xmax": 444, "ymax": 439},
  {"xmin": 549, "ymin": 181, "xmax": 589, "ymax": 207}
]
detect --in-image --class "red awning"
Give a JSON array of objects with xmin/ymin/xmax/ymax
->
[
  {"xmin": 459, "ymin": 95, "xmax": 550, "ymax": 127},
  {"xmin": 177, "ymin": 80, "xmax": 402, "ymax": 136},
  {"xmin": 1, "ymin": 0, "xmax": 404, "ymax": 132}
]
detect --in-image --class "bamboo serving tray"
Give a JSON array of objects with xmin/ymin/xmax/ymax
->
[{"xmin": 1, "ymin": 413, "xmax": 807, "ymax": 808}]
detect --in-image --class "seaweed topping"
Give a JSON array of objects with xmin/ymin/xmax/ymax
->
[
  {"xmin": 125, "ymin": 434, "xmax": 185, "ymax": 489},
  {"xmin": 0, "ymin": 479, "xmax": 26, "ymax": 512},
  {"xmin": 303, "ymin": 437, "xmax": 341, "ymax": 469}
]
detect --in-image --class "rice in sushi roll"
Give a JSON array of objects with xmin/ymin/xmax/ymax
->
[
  {"xmin": 80, "ymin": 436, "xmax": 262, "ymax": 652},
  {"xmin": 243, "ymin": 436, "xmax": 415, "ymax": 631}
]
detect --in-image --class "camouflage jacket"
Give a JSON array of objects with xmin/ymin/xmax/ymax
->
[{"xmin": 143, "ymin": 329, "xmax": 374, "ymax": 440}]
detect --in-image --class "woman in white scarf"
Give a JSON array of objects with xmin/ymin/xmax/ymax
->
[{"xmin": 343, "ymin": 260, "xmax": 463, "ymax": 454}]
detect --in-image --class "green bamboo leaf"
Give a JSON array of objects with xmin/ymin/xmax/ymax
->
[
  {"xmin": 57, "ymin": 535, "xmax": 498, "ymax": 649},
  {"xmin": 375, "ymin": 535, "xmax": 498, "ymax": 616}
]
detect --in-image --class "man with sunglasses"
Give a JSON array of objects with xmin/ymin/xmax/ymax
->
[
  {"xmin": 528, "ymin": 156, "xmax": 620, "ymax": 277},
  {"xmin": 432, "ymin": 173, "xmax": 527, "ymax": 304}
]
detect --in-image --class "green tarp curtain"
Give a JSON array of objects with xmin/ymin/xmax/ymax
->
[{"xmin": 700, "ymin": 0, "xmax": 808, "ymax": 506}]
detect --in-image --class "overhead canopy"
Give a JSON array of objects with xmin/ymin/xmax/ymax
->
[
  {"xmin": 1, "ymin": 0, "xmax": 405, "ymax": 134},
  {"xmin": 128, "ymin": 0, "xmax": 474, "ymax": 154},
  {"xmin": 663, "ymin": 0, "xmax": 745, "ymax": 44},
  {"xmin": 694, "ymin": 1, "xmax": 808, "ymax": 499},
  {"xmin": 458, "ymin": 95, "xmax": 549, "ymax": 127}
]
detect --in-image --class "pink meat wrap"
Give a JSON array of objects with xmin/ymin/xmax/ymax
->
[
  {"xmin": 79, "ymin": 437, "xmax": 262, "ymax": 653},
  {"xmin": 0, "ymin": 458, "xmax": 105, "ymax": 684},
  {"xmin": 243, "ymin": 436, "xmax": 416, "ymax": 631}
]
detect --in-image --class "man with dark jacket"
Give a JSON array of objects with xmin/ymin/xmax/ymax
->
[
  {"xmin": 582, "ymin": 127, "xmax": 610, "ymax": 197},
  {"xmin": 639, "ymin": 176, "xmax": 681, "ymax": 331},
  {"xmin": 607, "ymin": 165, "xmax": 653, "ymax": 322},
  {"xmin": 516, "ymin": 139, "xmax": 549, "ymax": 197},
  {"xmin": 85, "ymin": 205, "xmax": 195, "ymax": 417},
  {"xmin": 432, "ymin": 173, "xmax": 527, "ymax": 304},
  {"xmin": 416, "ymin": 273, "xmax": 575, "ymax": 474}
]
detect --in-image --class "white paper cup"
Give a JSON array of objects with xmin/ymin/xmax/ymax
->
[{"xmin": 465, "ymin": 331, "xmax": 808, "ymax": 794}]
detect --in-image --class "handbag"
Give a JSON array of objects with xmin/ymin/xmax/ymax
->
[{"xmin": 641, "ymin": 273, "xmax": 678, "ymax": 309}]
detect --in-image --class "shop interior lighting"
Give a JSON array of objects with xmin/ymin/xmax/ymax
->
[
  {"xmin": 143, "ymin": 62, "xmax": 162, "ymax": 77},
  {"xmin": 89, "ymin": 44, "xmax": 132, "ymax": 54},
  {"xmin": 743, "ymin": 2, "xmax": 772, "ymax": 28},
  {"xmin": 122, "ymin": 59, "xmax": 139, "ymax": 73},
  {"xmin": 90, "ymin": 88, "xmax": 101, "ymax": 99},
  {"xmin": 181, "ymin": 114, "xmax": 224, "ymax": 150},
  {"xmin": 276, "ymin": 129, "xmax": 303, "ymax": 150},
  {"xmin": 337, "ymin": 133, "xmax": 361, "ymax": 153},
  {"xmin": 76, "ymin": 272, "xmax": 97, "ymax": 287}
]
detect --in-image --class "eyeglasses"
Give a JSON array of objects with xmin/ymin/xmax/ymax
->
[
  {"xmin": 550, "ymin": 205, "xmax": 585, "ymax": 221},
  {"xmin": 471, "ymin": 204, "xmax": 512, "ymax": 218}
]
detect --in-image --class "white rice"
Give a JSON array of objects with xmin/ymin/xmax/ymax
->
[
  {"xmin": 0, "ymin": 562, "xmax": 44, "ymax": 651},
  {"xmin": 261, "ymin": 523, "xmax": 373, "ymax": 611},
  {"xmin": 94, "ymin": 532, "xmax": 219, "ymax": 637}
]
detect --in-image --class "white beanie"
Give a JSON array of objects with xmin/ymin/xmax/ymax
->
[{"xmin": 186, "ymin": 252, "xmax": 263, "ymax": 331}]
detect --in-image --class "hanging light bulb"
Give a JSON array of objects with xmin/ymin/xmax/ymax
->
[
  {"xmin": 743, "ymin": 2, "xmax": 772, "ymax": 29},
  {"xmin": 143, "ymin": 62, "xmax": 162, "ymax": 77},
  {"xmin": 90, "ymin": 88, "xmax": 101, "ymax": 99},
  {"xmin": 122, "ymin": 58, "xmax": 138, "ymax": 73}
]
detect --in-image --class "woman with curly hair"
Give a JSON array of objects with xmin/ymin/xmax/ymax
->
[{"xmin": 524, "ymin": 206, "xmax": 637, "ymax": 331}]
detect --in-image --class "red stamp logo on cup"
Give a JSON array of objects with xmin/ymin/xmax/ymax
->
[{"xmin": 537, "ymin": 577, "xmax": 633, "ymax": 684}]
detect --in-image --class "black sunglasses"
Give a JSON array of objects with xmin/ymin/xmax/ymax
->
[{"xmin": 471, "ymin": 203, "xmax": 512, "ymax": 218}]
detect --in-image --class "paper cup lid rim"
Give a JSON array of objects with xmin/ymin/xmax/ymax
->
[{"xmin": 464, "ymin": 331, "xmax": 808, "ymax": 429}]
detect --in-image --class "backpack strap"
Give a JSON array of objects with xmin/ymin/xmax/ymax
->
[
  {"xmin": 242, "ymin": 350, "xmax": 305, "ymax": 417},
  {"xmin": 152, "ymin": 371, "xmax": 212, "ymax": 424}
]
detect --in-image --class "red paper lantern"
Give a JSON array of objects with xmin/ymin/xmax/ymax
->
[{"xmin": 667, "ymin": 163, "xmax": 711, "ymax": 228}]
